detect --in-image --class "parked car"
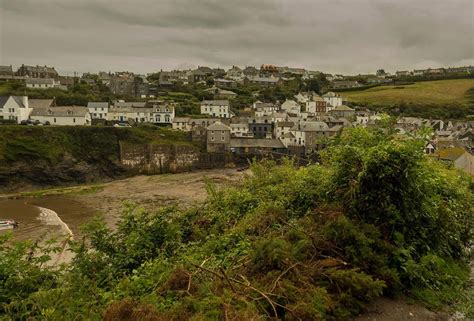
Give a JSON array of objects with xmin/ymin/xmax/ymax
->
[{"xmin": 113, "ymin": 123, "xmax": 131, "ymax": 128}]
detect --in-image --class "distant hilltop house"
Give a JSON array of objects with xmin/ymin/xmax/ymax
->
[
  {"xmin": 366, "ymin": 76, "xmax": 392, "ymax": 84},
  {"xmin": 0, "ymin": 65, "xmax": 14, "ymax": 77},
  {"xmin": 25, "ymin": 78, "xmax": 60, "ymax": 90},
  {"xmin": 214, "ymin": 78, "xmax": 239, "ymax": 88},
  {"xmin": 329, "ymin": 80, "xmax": 362, "ymax": 89},
  {"xmin": 0, "ymin": 96, "xmax": 30, "ymax": 123},
  {"xmin": 30, "ymin": 106, "xmax": 91, "ymax": 126},
  {"xmin": 17, "ymin": 64, "xmax": 58, "ymax": 79},
  {"xmin": 244, "ymin": 75, "xmax": 280, "ymax": 87},
  {"xmin": 201, "ymin": 100, "xmax": 230, "ymax": 118},
  {"xmin": 204, "ymin": 86, "xmax": 237, "ymax": 100},
  {"xmin": 109, "ymin": 75, "xmax": 150, "ymax": 98},
  {"xmin": 395, "ymin": 70, "xmax": 412, "ymax": 77}
]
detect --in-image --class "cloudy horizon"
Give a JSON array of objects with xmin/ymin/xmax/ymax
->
[{"xmin": 1, "ymin": 0, "xmax": 473, "ymax": 76}]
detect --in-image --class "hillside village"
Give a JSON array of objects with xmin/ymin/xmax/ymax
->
[{"xmin": 0, "ymin": 63, "xmax": 473, "ymax": 175}]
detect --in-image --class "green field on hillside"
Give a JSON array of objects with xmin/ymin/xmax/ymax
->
[{"xmin": 343, "ymin": 79, "xmax": 474, "ymax": 105}]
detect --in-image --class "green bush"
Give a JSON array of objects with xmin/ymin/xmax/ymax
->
[{"xmin": 0, "ymin": 124, "xmax": 472, "ymax": 320}]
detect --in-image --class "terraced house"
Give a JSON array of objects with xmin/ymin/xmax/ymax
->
[
  {"xmin": 30, "ymin": 106, "xmax": 91, "ymax": 126},
  {"xmin": 200, "ymin": 100, "xmax": 230, "ymax": 118}
]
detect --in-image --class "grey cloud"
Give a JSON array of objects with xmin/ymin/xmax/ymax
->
[{"xmin": 0, "ymin": 0, "xmax": 473, "ymax": 75}]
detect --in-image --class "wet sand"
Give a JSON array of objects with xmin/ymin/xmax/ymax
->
[{"xmin": 75, "ymin": 168, "xmax": 246, "ymax": 227}]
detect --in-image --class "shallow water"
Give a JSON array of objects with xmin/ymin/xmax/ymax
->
[{"xmin": 0, "ymin": 196, "xmax": 97, "ymax": 241}]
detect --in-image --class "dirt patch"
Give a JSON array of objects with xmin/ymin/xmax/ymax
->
[
  {"xmin": 355, "ymin": 298, "xmax": 450, "ymax": 321},
  {"xmin": 74, "ymin": 168, "xmax": 247, "ymax": 227}
]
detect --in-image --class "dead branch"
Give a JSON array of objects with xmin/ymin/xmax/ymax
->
[{"xmin": 269, "ymin": 262, "xmax": 299, "ymax": 293}]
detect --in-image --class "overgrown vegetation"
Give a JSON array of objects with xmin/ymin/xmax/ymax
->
[
  {"xmin": 0, "ymin": 126, "xmax": 199, "ymax": 190},
  {"xmin": 0, "ymin": 125, "xmax": 195, "ymax": 165},
  {"xmin": 0, "ymin": 123, "xmax": 472, "ymax": 320}
]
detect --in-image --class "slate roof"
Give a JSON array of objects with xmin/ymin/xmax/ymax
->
[
  {"xmin": 276, "ymin": 121, "xmax": 294, "ymax": 128},
  {"xmin": 281, "ymin": 132, "xmax": 295, "ymax": 138},
  {"xmin": 435, "ymin": 147, "xmax": 467, "ymax": 161},
  {"xmin": 202, "ymin": 100, "xmax": 230, "ymax": 106},
  {"xmin": 0, "ymin": 96, "xmax": 26, "ymax": 108},
  {"xmin": 87, "ymin": 102, "xmax": 109, "ymax": 109},
  {"xmin": 332, "ymin": 105, "xmax": 354, "ymax": 111},
  {"xmin": 29, "ymin": 99, "xmax": 54, "ymax": 108},
  {"xmin": 292, "ymin": 121, "xmax": 329, "ymax": 131},
  {"xmin": 114, "ymin": 102, "xmax": 146, "ymax": 108},
  {"xmin": 173, "ymin": 117, "xmax": 191, "ymax": 123},
  {"xmin": 26, "ymin": 78, "xmax": 55, "ymax": 85},
  {"xmin": 230, "ymin": 138, "xmax": 285, "ymax": 148},
  {"xmin": 31, "ymin": 106, "xmax": 88, "ymax": 117},
  {"xmin": 207, "ymin": 121, "xmax": 231, "ymax": 131}
]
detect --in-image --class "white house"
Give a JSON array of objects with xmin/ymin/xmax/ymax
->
[
  {"xmin": 322, "ymin": 92, "xmax": 343, "ymax": 110},
  {"xmin": 0, "ymin": 96, "xmax": 31, "ymax": 123},
  {"xmin": 25, "ymin": 78, "xmax": 57, "ymax": 89},
  {"xmin": 172, "ymin": 117, "xmax": 191, "ymax": 131},
  {"xmin": 280, "ymin": 132, "xmax": 297, "ymax": 148},
  {"xmin": 281, "ymin": 99, "xmax": 301, "ymax": 115},
  {"xmin": 30, "ymin": 106, "xmax": 91, "ymax": 125},
  {"xmin": 294, "ymin": 91, "xmax": 316, "ymax": 103},
  {"xmin": 108, "ymin": 107, "xmax": 154, "ymax": 123},
  {"xmin": 230, "ymin": 123, "xmax": 252, "ymax": 137},
  {"xmin": 254, "ymin": 102, "xmax": 280, "ymax": 117},
  {"xmin": 274, "ymin": 121, "xmax": 294, "ymax": 138},
  {"xmin": 148, "ymin": 100, "xmax": 176, "ymax": 124},
  {"xmin": 201, "ymin": 100, "xmax": 230, "ymax": 118},
  {"xmin": 87, "ymin": 102, "xmax": 109, "ymax": 120}
]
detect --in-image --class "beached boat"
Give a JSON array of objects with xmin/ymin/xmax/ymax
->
[{"xmin": 0, "ymin": 219, "xmax": 18, "ymax": 230}]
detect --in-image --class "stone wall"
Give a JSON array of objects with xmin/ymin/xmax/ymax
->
[{"xmin": 119, "ymin": 142, "xmax": 233, "ymax": 174}]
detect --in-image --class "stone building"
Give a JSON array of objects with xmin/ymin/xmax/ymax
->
[
  {"xmin": 206, "ymin": 121, "xmax": 231, "ymax": 153},
  {"xmin": 17, "ymin": 64, "xmax": 58, "ymax": 78}
]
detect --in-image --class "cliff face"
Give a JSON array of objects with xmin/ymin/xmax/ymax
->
[
  {"xmin": 119, "ymin": 143, "xmax": 231, "ymax": 174},
  {"xmin": 0, "ymin": 126, "xmax": 229, "ymax": 192}
]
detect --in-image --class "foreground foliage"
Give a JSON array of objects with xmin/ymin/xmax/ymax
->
[{"xmin": 0, "ymin": 125, "xmax": 472, "ymax": 320}]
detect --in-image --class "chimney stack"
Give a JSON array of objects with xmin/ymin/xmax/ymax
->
[{"xmin": 22, "ymin": 96, "xmax": 29, "ymax": 109}]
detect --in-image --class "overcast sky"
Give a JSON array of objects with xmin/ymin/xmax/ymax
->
[{"xmin": 1, "ymin": 0, "xmax": 473, "ymax": 75}]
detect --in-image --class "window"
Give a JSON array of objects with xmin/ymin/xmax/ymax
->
[
  {"xmin": 211, "ymin": 130, "xmax": 215, "ymax": 134},
  {"xmin": 211, "ymin": 136, "xmax": 215, "ymax": 141},
  {"xmin": 54, "ymin": 118, "xmax": 56, "ymax": 123},
  {"xmin": 73, "ymin": 118, "xmax": 76, "ymax": 123},
  {"xmin": 221, "ymin": 136, "xmax": 225, "ymax": 141}
]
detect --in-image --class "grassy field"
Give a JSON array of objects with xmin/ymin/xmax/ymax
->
[{"xmin": 343, "ymin": 79, "xmax": 474, "ymax": 105}]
